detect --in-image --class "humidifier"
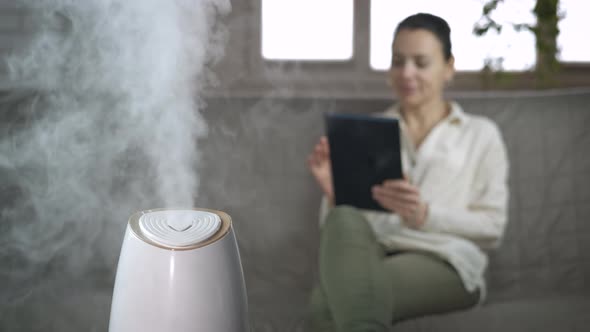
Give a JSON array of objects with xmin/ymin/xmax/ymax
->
[{"xmin": 108, "ymin": 208, "xmax": 249, "ymax": 332}]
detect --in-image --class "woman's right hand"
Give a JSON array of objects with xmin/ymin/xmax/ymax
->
[{"xmin": 307, "ymin": 136, "xmax": 334, "ymax": 205}]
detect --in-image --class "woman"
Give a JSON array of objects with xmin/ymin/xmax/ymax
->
[{"xmin": 307, "ymin": 13, "xmax": 509, "ymax": 332}]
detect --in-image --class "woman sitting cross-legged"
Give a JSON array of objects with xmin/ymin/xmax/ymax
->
[{"xmin": 306, "ymin": 13, "xmax": 509, "ymax": 332}]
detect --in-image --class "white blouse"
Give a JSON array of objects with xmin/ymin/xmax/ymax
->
[{"xmin": 319, "ymin": 101, "xmax": 510, "ymax": 301}]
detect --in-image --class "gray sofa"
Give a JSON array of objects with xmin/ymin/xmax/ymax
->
[
  {"xmin": 1, "ymin": 92, "xmax": 588, "ymax": 332},
  {"xmin": 198, "ymin": 92, "xmax": 590, "ymax": 331}
]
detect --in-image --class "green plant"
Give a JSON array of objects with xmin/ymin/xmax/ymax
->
[{"xmin": 474, "ymin": 0, "xmax": 562, "ymax": 83}]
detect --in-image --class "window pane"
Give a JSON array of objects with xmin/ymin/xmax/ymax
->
[
  {"xmin": 370, "ymin": 0, "xmax": 536, "ymax": 71},
  {"xmin": 262, "ymin": 0, "xmax": 353, "ymax": 61},
  {"xmin": 558, "ymin": 0, "xmax": 590, "ymax": 62}
]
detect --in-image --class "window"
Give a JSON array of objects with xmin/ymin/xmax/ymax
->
[
  {"xmin": 251, "ymin": 0, "xmax": 590, "ymax": 96},
  {"xmin": 558, "ymin": 0, "xmax": 590, "ymax": 62},
  {"xmin": 261, "ymin": 0, "xmax": 354, "ymax": 61},
  {"xmin": 370, "ymin": 0, "xmax": 590, "ymax": 71},
  {"xmin": 370, "ymin": 0, "xmax": 536, "ymax": 71}
]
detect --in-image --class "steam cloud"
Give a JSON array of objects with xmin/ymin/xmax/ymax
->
[{"xmin": 0, "ymin": 0, "xmax": 229, "ymax": 330}]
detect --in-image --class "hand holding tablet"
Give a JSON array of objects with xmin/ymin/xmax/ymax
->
[{"xmin": 307, "ymin": 136, "xmax": 335, "ymax": 205}]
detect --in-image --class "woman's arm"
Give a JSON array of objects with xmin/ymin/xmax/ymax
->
[{"xmin": 421, "ymin": 127, "xmax": 509, "ymax": 248}]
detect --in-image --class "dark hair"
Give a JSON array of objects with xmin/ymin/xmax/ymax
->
[{"xmin": 394, "ymin": 13, "xmax": 452, "ymax": 61}]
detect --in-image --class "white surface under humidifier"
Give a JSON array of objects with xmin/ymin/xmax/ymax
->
[{"xmin": 108, "ymin": 208, "xmax": 250, "ymax": 332}]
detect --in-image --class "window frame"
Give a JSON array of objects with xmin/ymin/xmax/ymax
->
[{"xmin": 207, "ymin": 0, "xmax": 590, "ymax": 99}]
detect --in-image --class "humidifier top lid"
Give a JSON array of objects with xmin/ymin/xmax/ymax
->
[{"xmin": 138, "ymin": 210, "xmax": 222, "ymax": 249}]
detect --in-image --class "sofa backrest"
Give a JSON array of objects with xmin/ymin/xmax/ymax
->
[{"xmin": 198, "ymin": 93, "xmax": 590, "ymax": 311}]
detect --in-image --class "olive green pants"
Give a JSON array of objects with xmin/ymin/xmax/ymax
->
[{"xmin": 309, "ymin": 206, "xmax": 479, "ymax": 332}]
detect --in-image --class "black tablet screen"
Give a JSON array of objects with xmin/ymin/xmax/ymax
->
[{"xmin": 325, "ymin": 112, "xmax": 403, "ymax": 211}]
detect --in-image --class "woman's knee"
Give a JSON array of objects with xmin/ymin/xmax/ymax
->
[
  {"xmin": 324, "ymin": 205, "xmax": 370, "ymax": 233},
  {"xmin": 325, "ymin": 205, "xmax": 363, "ymax": 224},
  {"xmin": 321, "ymin": 206, "xmax": 375, "ymax": 245}
]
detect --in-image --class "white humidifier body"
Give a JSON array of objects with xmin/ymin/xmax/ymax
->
[{"xmin": 108, "ymin": 208, "xmax": 249, "ymax": 332}]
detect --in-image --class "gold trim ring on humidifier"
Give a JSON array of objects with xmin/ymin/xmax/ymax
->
[{"xmin": 108, "ymin": 208, "xmax": 250, "ymax": 332}]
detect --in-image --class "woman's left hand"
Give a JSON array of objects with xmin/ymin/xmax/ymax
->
[{"xmin": 371, "ymin": 178, "xmax": 428, "ymax": 229}]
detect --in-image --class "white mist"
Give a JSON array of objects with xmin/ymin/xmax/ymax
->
[{"xmin": 0, "ymin": 0, "xmax": 230, "ymax": 330}]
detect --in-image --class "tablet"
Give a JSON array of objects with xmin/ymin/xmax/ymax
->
[{"xmin": 325, "ymin": 112, "xmax": 403, "ymax": 212}]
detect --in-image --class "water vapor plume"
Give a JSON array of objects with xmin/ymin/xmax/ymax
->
[{"xmin": 0, "ymin": 0, "xmax": 229, "ymax": 330}]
